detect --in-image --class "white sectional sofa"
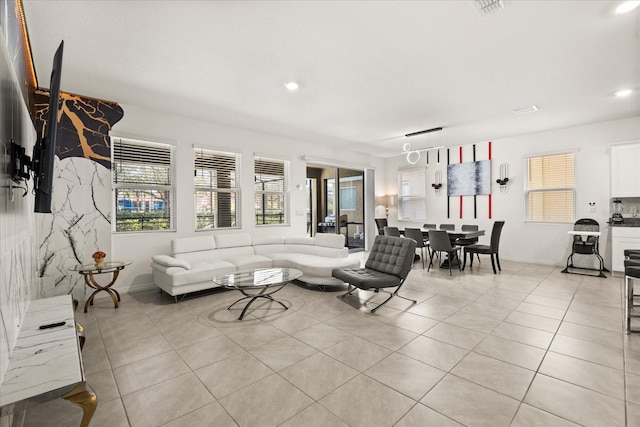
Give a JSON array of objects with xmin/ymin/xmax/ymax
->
[{"xmin": 150, "ymin": 233, "xmax": 361, "ymax": 299}]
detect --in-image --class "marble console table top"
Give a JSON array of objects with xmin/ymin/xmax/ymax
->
[{"xmin": 0, "ymin": 295, "xmax": 83, "ymax": 407}]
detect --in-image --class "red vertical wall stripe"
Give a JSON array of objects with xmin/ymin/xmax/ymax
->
[
  {"xmin": 459, "ymin": 146, "xmax": 463, "ymax": 218},
  {"xmin": 488, "ymin": 141, "xmax": 492, "ymax": 219}
]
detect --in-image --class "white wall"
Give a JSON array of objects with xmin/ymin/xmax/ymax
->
[
  {"xmin": 0, "ymin": 29, "xmax": 38, "ymax": 386},
  {"xmin": 111, "ymin": 104, "xmax": 386, "ymax": 293},
  {"xmin": 111, "ymin": 103, "xmax": 638, "ymax": 291},
  {"xmin": 384, "ymin": 116, "xmax": 639, "ymax": 268}
]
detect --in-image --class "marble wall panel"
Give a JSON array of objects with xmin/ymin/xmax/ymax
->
[
  {"xmin": 33, "ymin": 90, "xmax": 122, "ymax": 300},
  {"xmin": 37, "ymin": 157, "xmax": 113, "ymax": 299}
]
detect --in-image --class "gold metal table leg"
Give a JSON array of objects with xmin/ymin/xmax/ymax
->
[
  {"xmin": 76, "ymin": 323, "xmax": 86, "ymax": 351},
  {"xmin": 62, "ymin": 382, "xmax": 97, "ymax": 427},
  {"xmin": 83, "ymin": 269, "xmax": 121, "ymax": 312}
]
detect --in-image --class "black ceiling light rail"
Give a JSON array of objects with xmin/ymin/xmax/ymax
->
[{"xmin": 405, "ymin": 127, "xmax": 443, "ymax": 138}]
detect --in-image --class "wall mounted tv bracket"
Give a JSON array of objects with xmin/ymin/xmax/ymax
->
[{"xmin": 10, "ymin": 139, "xmax": 32, "ymax": 197}]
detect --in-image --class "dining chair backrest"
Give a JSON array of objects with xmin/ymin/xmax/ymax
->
[
  {"xmin": 383, "ymin": 226, "xmax": 401, "ymax": 237},
  {"xmin": 490, "ymin": 221, "xmax": 506, "ymax": 252},
  {"xmin": 404, "ymin": 228, "xmax": 426, "ymax": 247},
  {"xmin": 423, "ymin": 223, "xmax": 437, "ymax": 230},
  {"xmin": 375, "ymin": 218, "xmax": 388, "ymax": 235},
  {"xmin": 461, "ymin": 224, "xmax": 478, "ymax": 232},
  {"xmin": 439, "ymin": 224, "xmax": 455, "ymax": 231},
  {"xmin": 428, "ymin": 229, "xmax": 455, "ymax": 252}
]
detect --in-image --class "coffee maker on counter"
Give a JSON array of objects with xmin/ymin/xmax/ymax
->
[{"xmin": 612, "ymin": 199, "xmax": 624, "ymax": 224}]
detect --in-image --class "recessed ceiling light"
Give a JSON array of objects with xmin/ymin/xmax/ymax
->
[
  {"xmin": 615, "ymin": 1, "xmax": 640, "ymax": 14},
  {"xmin": 284, "ymin": 81, "xmax": 299, "ymax": 91},
  {"xmin": 615, "ymin": 89, "xmax": 633, "ymax": 97}
]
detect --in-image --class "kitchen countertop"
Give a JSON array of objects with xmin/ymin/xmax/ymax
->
[{"xmin": 608, "ymin": 218, "xmax": 640, "ymax": 227}]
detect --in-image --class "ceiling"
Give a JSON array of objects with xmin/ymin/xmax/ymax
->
[{"xmin": 22, "ymin": 0, "xmax": 640, "ymax": 158}]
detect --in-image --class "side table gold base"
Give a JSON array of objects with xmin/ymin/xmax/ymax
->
[{"xmin": 62, "ymin": 382, "xmax": 97, "ymax": 427}]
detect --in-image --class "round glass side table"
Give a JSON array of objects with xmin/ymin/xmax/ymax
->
[{"xmin": 69, "ymin": 261, "xmax": 132, "ymax": 312}]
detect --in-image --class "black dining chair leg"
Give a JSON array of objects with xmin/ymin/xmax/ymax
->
[
  {"xmin": 490, "ymin": 254, "xmax": 497, "ymax": 274},
  {"xmin": 427, "ymin": 250, "xmax": 434, "ymax": 272},
  {"xmin": 496, "ymin": 253, "xmax": 501, "ymax": 271}
]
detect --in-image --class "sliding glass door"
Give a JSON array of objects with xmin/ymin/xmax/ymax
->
[{"xmin": 306, "ymin": 165, "xmax": 365, "ymax": 252}]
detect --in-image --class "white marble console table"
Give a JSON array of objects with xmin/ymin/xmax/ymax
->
[{"xmin": 0, "ymin": 295, "xmax": 96, "ymax": 426}]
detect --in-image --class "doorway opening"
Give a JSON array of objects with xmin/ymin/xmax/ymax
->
[{"xmin": 306, "ymin": 165, "xmax": 365, "ymax": 252}]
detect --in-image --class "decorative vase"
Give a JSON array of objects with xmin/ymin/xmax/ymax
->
[{"xmin": 94, "ymin": 258, "xmax": 105, "ymax": 268}]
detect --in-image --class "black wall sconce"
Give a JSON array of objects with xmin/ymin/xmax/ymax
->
[
  {"xmin": 496, "ymin": 163, "xmax": 509, "ymax": 193},
  {"xmin": 432, "ymin": 170, "xmax": 443, "ymax": 196}
]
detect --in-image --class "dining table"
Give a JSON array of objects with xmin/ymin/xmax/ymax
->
[{"xmin": 399, "ymin": 227, "xmax": 486, "ymax": 268}]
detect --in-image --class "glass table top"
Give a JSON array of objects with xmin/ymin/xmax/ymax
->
[
  {"xmin": 69, "ymin": 260, "xmax": 132, "ymax": 273},
  {"xmin": 213, "ymin": 267, "xmax": 303, "ymax": 290}
]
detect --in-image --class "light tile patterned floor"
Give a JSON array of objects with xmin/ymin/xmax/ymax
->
[{"xmin": 19, "ymin": 257, "xmax": 640, "ymax": 426}]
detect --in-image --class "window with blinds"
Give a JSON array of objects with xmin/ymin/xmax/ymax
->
[
  {"xmin": 398, "ymin": 168, "xmax": 427, "ymax": 221},
  {"xmin": 525, "ymin": 152, "xmax": 575, "ymax": 223},
  {"xmin": 254, "ymin": 156, "xmax": 288, "ymax": 225},
  {"xmin": 112, "ymin": 138, "xmax": 174, "ymax": 232},
  {"xmin": 194, "ymin": 148, "xmax": 240, "ymax": 230}
]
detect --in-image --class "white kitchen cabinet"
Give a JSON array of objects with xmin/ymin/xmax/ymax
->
[
  {"xmin": 611, "ymin": 226, "xmax": 640, "ymax": 272},
  {"xmin": 611, "ymin": 142, "xmax": 640, "ymax": 198}
]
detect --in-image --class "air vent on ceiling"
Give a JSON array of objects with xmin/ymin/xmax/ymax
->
[
  {"xmin": 471, "ymin": 0, "xmax": 505, "ymax": 16},
  {"xmin": 512, "ymin": 105, "xmax": 539, "ymax": 115}
]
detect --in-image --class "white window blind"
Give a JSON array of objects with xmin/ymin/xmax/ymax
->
[
  {"xmin": 254, "ymin": 156, "xmax": 288, "ymax": 225},
  {"xmin": 398, "ymin": 168, "xmax": 426, "ymax": 221},
  {"xmin": 525, "ymin": 152, "xmax": 575, "ymax": 223},
  {"xmin": 112, "ymin": 138, "xmax": 174, "ymax": 232},
  {"xmin": 194, "ymin": 148, "xmax": 240, "ymax": 230}
]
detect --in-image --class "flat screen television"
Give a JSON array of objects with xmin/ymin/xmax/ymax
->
[{"xmin": 33, "ymin": 40, "xmax": 64, "ymax": 213}]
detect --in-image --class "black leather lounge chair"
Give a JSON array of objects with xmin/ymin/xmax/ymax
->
[{"xmin": 332, "ymin": 235, "xmax": 417, "ymax": 313}]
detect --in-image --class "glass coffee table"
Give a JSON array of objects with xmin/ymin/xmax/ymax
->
[{"xmin": 213, "ymin": 267, "xmax": 302, "ymax": 320}]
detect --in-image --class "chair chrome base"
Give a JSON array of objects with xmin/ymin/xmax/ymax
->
[{"xmin": 341, "ymin": 283, "xmax": 417, "ymax": 314}]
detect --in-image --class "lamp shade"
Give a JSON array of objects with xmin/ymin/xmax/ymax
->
[{"xmin": 376, "ymin": 195, "xmax": 396, "ymax": 206}]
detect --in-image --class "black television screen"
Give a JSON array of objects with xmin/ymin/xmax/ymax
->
[{"xmin": 33, "ymin": 40, "xmax": 64, "ymax": 213}]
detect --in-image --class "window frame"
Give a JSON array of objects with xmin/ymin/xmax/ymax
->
[
  {"xmin": 112, "ymin": 137, "xmax": 176, "ymax": 233},
  {"xmin": 254, "ymin": 155, "xmax": 289, "ymax": 226},
  {"xmin": 397, "ymin": 167, "xmax": 427, "ymax": 221},
  {"xmin": 194, "ymin": 147, "xmax": 241, "ymax": 231},
  {"xmin": 524, "ymin": 151, "xmax": 576, "ymax": 224}
]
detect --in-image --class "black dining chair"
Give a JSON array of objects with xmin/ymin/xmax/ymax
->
[
  {"xmin": 428, "ymin": 229, "xmax": 462, "ymax": 275},
  {"xmin": 462, "ymin": 221, "xmax": 505, "ymax": 274},
  {"xmin": 375, "ymin": 218, "xmax": 388, "ymax": 235},
  {"xmin": 405, "ymin": 228, "xmax": 429, "ymax": 269},
  {"xmin": 456, "ymin": 224, "xmax": 480, "ymax": 262},
  {"xmin": 383, "ymin": 226, "xmax": 401, "ymax": 237}
]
